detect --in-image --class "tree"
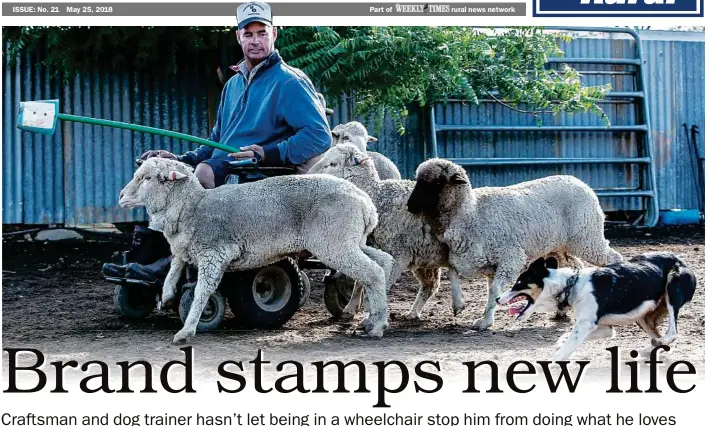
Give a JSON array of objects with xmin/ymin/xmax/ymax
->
[
  {"xmin": 3, "ymin": 26, "xmax": 611, "ymax": 133},
  {"xmin": 279, "ymin": 27, "xmax": 610, "ymax": 132}
]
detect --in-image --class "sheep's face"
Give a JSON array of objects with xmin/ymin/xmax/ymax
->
[
  {"xmin": 331, "ymin": 122, "xmax": 377, "ymax": 152},
  {"xmin": 407, "ymin": 159, "xmax": 469, "ymax": 217},
  {"xmin": 498, "ymin": 257, "xmax": 559, "ymax": 322},
  {"xmin": 308, "ymin": 143, "xmax": 372, "ymax": 179},
  {"xmin": 119, "ymin": 158, "xmax": 194, "ymax": 212}
]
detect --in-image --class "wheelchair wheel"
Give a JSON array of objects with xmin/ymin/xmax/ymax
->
[
  {"xmin": 229, "ymin": 258, "xmax": 304, "ymax": 329},
  {"xmin": 298, "ymin": 271, "xmax": 311, "ymax": 308},
  {"xmin": 323, "ymin": 272, "xmax": 359, "ymax": 318},
  {"xmin": 178, "ymin": 287, "xmax": 226, "ymax": 332},
  {"xmin": 113, "ymin": 285, "xmax": 156, "ymax": 319}
]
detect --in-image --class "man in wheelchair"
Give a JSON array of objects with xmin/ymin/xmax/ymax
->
[{"xmin": 103, "ymin": 1, "xmax": 332, "ymax": 281}]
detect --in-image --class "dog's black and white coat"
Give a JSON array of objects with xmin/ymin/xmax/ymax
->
[{"xmin": 498, "ymin": 252, "xmax": 696, "ymax": 361}]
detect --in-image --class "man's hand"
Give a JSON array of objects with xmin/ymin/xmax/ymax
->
[
  {"xmin": 228, "ymin": 145, "xmax": 265, "ymax": 162},
  {"xmin": 140, "ymin": 150, "xmax": 178, "ymax": 160}
]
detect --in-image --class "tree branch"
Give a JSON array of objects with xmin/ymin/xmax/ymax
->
[{"xmin": 486, "ymin": 91, "xmax": 554, "ymax": 116}]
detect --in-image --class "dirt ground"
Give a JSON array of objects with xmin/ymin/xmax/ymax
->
[{"xmin": 2, "ymin": 225, "xmax": 705, "ymax": 386}]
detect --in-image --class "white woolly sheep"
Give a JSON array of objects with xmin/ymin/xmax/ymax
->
[
  {"xmin": 118, "ymin": 157, "xmax": 394, "ymax": 343},
  {"xmin": 331, "ymin": 122, "xmax": 402, "ymax": 180},
  {"xmin": 309, "ymin": 143, "xmax": 463, "ymax": 319},
  {"xmin": 406, "ymin": 158, "xmax": 624, "ymax": 331}
]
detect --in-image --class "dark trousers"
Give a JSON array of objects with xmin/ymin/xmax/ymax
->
[{"xmin": 126, "ymin": 225, "xmax": 172, "ymax": 265}]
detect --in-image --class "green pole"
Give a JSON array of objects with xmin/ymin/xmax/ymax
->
[{"xmin": 57, "ymin": 113, "xmax": 240, "ymax": 153}]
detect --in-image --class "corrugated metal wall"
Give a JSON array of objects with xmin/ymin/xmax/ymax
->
[
  {"xmin": 2, "ymin": 43, "xmax": 213, "ymax": 225},
  {"xmin": 644, "ymin": 35, "xmax": 705, "ymax": 211},
  {"xmin": 431, "ymin": 30, "xmax": 705, "ymax": 213},
  {"xmin": 60, "ymin": 67, "xmax": 212, "ymax": 225},
  {"xmin": 3, "ymin": 49, "xmax": 66, "ymax": 225},
  {"xmin": 2, "ymin": 30, "xmax": 705, "ymax": 225}
]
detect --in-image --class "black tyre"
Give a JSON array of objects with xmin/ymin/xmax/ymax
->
[
  {"xmin": 299, "ymin": 271, "xmax": 311, "ymax": 308},
  {"xmin": 113, "ymin": 285, "xmax": 156, "ymax": 319},
  {"xmin": 178, "ymin": 287, "xmax": 226, "ymax": 331},
  {"xmin": 323, "ymin": 272, "xmax": 358, "ymax": 318},
  {"xmin": 229, "ymin": 258, "xmax": 303, "ymax": 329}
]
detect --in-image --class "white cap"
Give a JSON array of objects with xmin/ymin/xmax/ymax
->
[{"xmin": 236, "ymin": 2, "xmax": 273, "ymax": 30}]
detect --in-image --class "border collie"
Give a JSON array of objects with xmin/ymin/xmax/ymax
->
[{"xmin": 497, "ymin": 252, "xmax": 696, "ymax": 361}]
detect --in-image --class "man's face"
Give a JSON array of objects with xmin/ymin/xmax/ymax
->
[{"xmin": 237, "ymin": 22, "xmax": 277, "ymax": 65}]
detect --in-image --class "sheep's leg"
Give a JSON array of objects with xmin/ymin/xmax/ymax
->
[
  {"xmin": 567, "ymin": 207, "xmax": 623, "ymax": 266},
  {"xmin": 569, "ymin": 232, "xmax": 623, "ymax": 266},
  {"xmin": 358, "ymin": 245, "xmax": 395, "ymax": 335},
  {"xmin": 607, "ymin": 247, "xmax": 624, "ymax": 265},
  {"xmin": 311, "ymin": 243, "xmax": 389, "ymax": 338},
  {"xmin": 338, "ymin": 246, "xmax": 392, "ymax": 320},
  {"xmin": 341, "ymin": 281, "xmax": 364, "ymax": 320},
  {"xmin": 160, "ymin": 257, "xmax": 186, "ymax": 308},
  {"xmin": 472, "ymin": 256, "xmax": 525, "ymax": 330},
  {"xmin": 405, "ymin": 268, "xmax": 441, "ymax": 320},
  {"xmin": 593, "ymin": 246, "xmax": 623, "ymax": 266},
  {"xmin": 172, "ymin": 254, "xmax": 226, "ymax": 344},
  {"xmin": 562, "ymin": 253, "xmax": 585, "ymax": 270},
  {"xmin": 361, "ymin": 245, "xmax": 395, "ymax": 288},
  {"xmin": 349, "ymin": 258, "xmax": 403, "ymax": 320},
  {"xmin": 356, "ymin": 245, "xmax": 396, "ymax": 323},
  {"xmin": 449, "ymin": 268, "xmax": 467, "ymax": 316}
]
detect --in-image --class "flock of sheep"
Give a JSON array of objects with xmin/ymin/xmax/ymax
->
[{"xmin": 118, "ymin": 121, "xmax": 623, "ymax": 345}]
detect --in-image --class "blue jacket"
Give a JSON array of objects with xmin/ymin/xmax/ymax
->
[{"xmin": 178, "ymin": 50, "xmax": 331, "ymax": 167}]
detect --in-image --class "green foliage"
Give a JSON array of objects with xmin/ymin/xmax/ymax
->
[
  {"xmin": 279, "ymin": 27, "xmax": 610, "ymax": 132},
  {"xmin": 3, "ymin": 26, "xmax": 611, "ymax": 134},
  {"xmin": 3, "ymin": 27, "xmax": 234, "ymax": 81}
]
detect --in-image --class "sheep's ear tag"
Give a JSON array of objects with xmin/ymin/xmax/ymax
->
[
  {"xmin": 353, "ymin": 157, "xmax": 360, "ymax": 166},
  {"xmin": 169, "ymin": 170, "xmax": 188, "ymax": 181}
]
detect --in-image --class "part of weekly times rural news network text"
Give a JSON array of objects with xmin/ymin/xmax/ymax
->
[{"xmin": 0, "ymin": 1, "xmax": 706, "ymax": 426}]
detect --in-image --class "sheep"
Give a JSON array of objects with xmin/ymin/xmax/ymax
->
[
  {"xmin": 331, "ymin": 121, "xmax": 402, "ymax": 180},
  {"xmin": 118, "ymin": 157, "xmax": 394, "ymax": 343},
  {"xmin": 406, "ymin": 158, "xmax": 624, "ymax": 331},
  {"xmin": 308, "ymin": 143, "xmax": 464, "ymax": 319}
]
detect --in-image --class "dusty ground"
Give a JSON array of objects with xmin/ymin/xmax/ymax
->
[{"xmin": 2, "ymin": 225, "xmax": 705, "ymax": 387}]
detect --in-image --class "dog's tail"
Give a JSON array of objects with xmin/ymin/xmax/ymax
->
[
  {"xmin": 666, "ymin": 263, "xmax": 681, "ymax": 286},
  {"xmin": 652, "ymin": 261, "xmax": 697, "ymax": 347},
  {"xmin": 664, "ymin": 262, "xmax": 697, "ymax": 323}
]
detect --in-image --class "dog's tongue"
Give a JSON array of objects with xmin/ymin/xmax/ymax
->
[{"xmin": 508, "ymin": 305, "xmax": 524, "ymax": 317}]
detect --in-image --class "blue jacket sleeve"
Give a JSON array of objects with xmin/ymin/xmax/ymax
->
[
  {"xmin": 177, "ymin": 84, "xmax": 225, "ymax": 166},
  {"xmin": 262, "ymin": 77, "xmax": 332, "ymax": 166}
]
